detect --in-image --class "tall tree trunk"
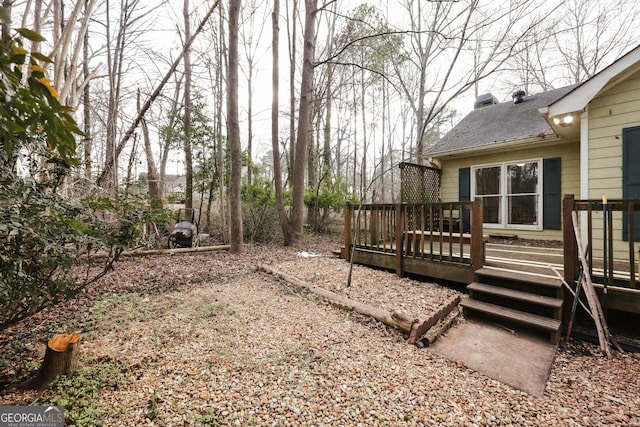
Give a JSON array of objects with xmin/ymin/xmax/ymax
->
[
  {"xmin": 31, "ymin": 0, "xmax": 42, "ymax": 53},
  {"xmin": 359, "ymin": 70, "xmax": 368, "ymax": 200},
  {"xmin": 160, "ymin": 75, "xmax": 183, "ymax": 188},
  {"xmin": 104, "ymin": 0, "xmax": 126, "ymax": 191},
  {"xmin": 290, "ymin": 0, "xmax": 317, "ymax": 242},
  {"xmin": 183, "ymin": 0, "xmax": 194, "ymax": 209},
  {"xmin": 124, "ymin": 133, "xmax": 138, "ymax": 193},
  {"xmin": 286, "ymin": 0, "xmax": 298, "ymax": 185},
  {"xmin": 82, "ymin": 0, "xmax": 92, "ymax": 180},
  {"xmin": 271, "ymin": 0, "xmax": 291, "ymax": 245},
  {"xmin": 247, "ymin": 65, "xmax": 253, "ymax": 185},
  {"xmin": 227, "ymin": 0, "xmax": 243, "ymax": 253},
  {"xmin": 1, "ymin": 0, "xmax": 11, "ymax": 38},
  {"xmin": 216, "ymin": 3, "xmax": 228, "ymax": 243},
  {"xmin": 137, "ymin": 89, "xmax": 162, "ymax": 205}
]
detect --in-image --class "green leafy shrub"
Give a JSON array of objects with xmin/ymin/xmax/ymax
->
[
  {"xmin": 0, "ymin": 16, "xmax": 168, "ymax": 330},
  {"xmin": 241, "ymin": 177, "xmax": 285, "ymax": 243},
  {"xmin": 0, "ymin": 178, "xmax": 166, "ymax": 330},
  {"xmin": 305, "ymin": 177, "xmax": 358, "ymax": 232}
]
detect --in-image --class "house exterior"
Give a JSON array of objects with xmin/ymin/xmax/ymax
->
[
  {"xmin": 425, "ymin": 85, "xmax": 580, "ymax": 241},
  {"xmin": 426, "ymin": 44, "xmax": 640, "ymax": 246}
]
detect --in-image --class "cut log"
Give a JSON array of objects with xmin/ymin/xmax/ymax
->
[
  {"xmin": 408, "ymin": 295, "xmax": 460, "ymax": 344},
  {"xmin": 18, "ymin": 333, "xmax": 80, "ymax": 390},
  {"xmin": 257, "ymin": 264, "xmax": 417, "ymax": 334},
  {"xmin": 423, "ymin": 308, "xmax": 461, "ymax": 346},
  {"xmin": 90, "ymin": 244, "xmax": 231, "ymax": 261}
]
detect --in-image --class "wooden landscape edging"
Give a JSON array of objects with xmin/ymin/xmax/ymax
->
[
  {"xmin": 90, "ymin": 244, "xmax": 231, "ymax": 261},
  {"xmin": 407, "ymin": 295, "xmax": 461, "ymax": 345},
  {"xmin": 257, "ymin": 264, "xmax": 461, "ymax": 346}
]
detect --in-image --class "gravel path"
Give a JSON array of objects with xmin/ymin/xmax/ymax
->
[{"xmin": 1, "ymin": 236, "xmax": 639, "ymax": 426}]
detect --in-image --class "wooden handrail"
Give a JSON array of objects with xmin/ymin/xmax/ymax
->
[
  {"xmin": 345, "ymin": 201, "xmax": 483, "ymax": 271},
  {"xmin": 564, "ymin": 195, "xmax": 640, "ymax": 290}
]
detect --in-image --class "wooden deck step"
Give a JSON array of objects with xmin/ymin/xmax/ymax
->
[
  {"xmin": 475, "ymin": 267, "xmax": 561, "ymax": 289},
  {"xmin": 468, "ymin": 282, "xmax": 563, "ymax": 309},
  {"xmin": 461, "ymin": 299, "xmax": 561, "ymax": 332}
]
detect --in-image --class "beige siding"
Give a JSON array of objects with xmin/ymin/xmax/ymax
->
[
  {"xmin": 588, "ymin": 70, "xmax": 640, "ymax": 260},
  {"xmin": 588, "ymin": 70, "xmax": 640, "ymax": 200},
  {"xmin": 437, "ymin": 141, "xmax": 579, "ymax": 241}
]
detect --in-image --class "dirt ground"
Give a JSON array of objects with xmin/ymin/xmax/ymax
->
[{"xmin": 1, "ymin": 233, "xmax": 639, "ymax": 426}]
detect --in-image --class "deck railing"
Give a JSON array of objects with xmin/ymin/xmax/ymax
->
[
  {"xmin": 344, "ymin": 200, "xmax": 484, "ymax": 277},
  {"xmin": 563, "ymin": 195, "xmax": 640, "ymax": 291}
]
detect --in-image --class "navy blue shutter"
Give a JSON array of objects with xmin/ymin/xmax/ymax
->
[
  {"xmin": 543, "ymin": 157, "xmax": 562, "ymax": 230},
  {"xmin": 459, "ymin": 168, "xmax": 471, "ymax": 232},
  {"xmin": 459, "ymin": 168, "xmax": 470, "ymax": 201},
  {"xmin": 623, "ymin": 126, "xmax": 640, "ymax": 241}
]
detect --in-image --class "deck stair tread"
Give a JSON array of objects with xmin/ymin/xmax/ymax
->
[
  {"xmin": 460, "ymin": 299, "xmax": 561, "ymax": 332},
  {"xmin": 475, "ymin": 267, "xmax": 561, "ymax": 289},
  {"xmin": 468, "ymin": 282, "xmax": 563, "ymax": 308}
]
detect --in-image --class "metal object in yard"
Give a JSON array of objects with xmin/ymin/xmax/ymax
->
[{"xmin": 167, "ymin": 208, "xmax": 200, "ymax": 249}]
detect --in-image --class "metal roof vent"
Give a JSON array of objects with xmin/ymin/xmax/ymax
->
[
  {"xmin": 512, "ymin": 90, "xmax": 526, "ymax": 104},
  {"xmin": 474, "ymin": 93, "xmax": 499, "ymax": 109}
]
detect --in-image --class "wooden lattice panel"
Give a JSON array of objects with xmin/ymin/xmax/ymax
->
[{"xmin": 399, "ymin": 162, "xmax": 441, "ymax": 204}]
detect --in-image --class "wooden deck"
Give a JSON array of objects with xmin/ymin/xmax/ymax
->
[
  {"xmin": 344, "ymin": 198, "xmax": 640, "ymax": 316},
  {"xmin": 347, "ymin": 240, "xmax": 640, "ymax": 315}
]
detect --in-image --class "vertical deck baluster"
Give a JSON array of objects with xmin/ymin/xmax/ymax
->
[
  {"xmin": 418, "ymin": 204, "xmax": 424, "ymax": 259},
  {"xmin": 411, "ymin": 204, "xmax": 417, "ymax": 258},
  {"xmin": 429, "ymin": 204, "xmax": 434, "ymax": 261},
  {"xmin": 394, "ymin": 204, "xmax": 403, "ymax": 276},
  {"xmin": 607, "ymin": 202, "xmax": 614, "ymax": 287},
  {"xmin": 587, "ymin": 205, "xmax": 593, "ymax": 278},
  {"xmin": 447, "ymin": 203, "xmax": 454, "ymax": 263},
  {"xmin": 364, "ymin": 206, "xmax": 369, "ymax": 248},
  {"xmin": 382, "ymin": 206, "xmax": 387, "ymax": 253},
  {"xmin": 457, "ymin": 203, "xmax": 464, "ymax": 263},
  {"xmin": 384, "ymin": 205, "xmax": 393, "ymax": 252},
  {"xmin": 438, "ymin": 204, "xmax": 444, "ymax": 262}
]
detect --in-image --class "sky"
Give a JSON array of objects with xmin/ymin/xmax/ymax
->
[{"xmin": 9, "ymin": 0, "xmax": 640, "ymax": 177}]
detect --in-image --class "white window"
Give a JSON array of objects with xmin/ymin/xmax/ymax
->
[{"xmin": 472, "ymin": 160, "xmax": 542, "ymax": 230}]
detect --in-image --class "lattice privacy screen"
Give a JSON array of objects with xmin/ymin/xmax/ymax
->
[{"xmin": 399, "ymin": 162, "xmax": 441, "ymax": 204}]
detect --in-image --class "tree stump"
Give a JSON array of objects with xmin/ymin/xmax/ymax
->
[{"xmin": 18, "ymin": 333, "xmax": 81, "ymax": 390}]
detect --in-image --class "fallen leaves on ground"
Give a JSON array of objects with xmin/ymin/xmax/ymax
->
[{"xmin": 1, "ymin": 234, "xmax": 639, "ymax": 426}]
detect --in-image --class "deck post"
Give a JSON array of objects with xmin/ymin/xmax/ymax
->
[
  {"xmin": 395, "ymin": 204, "xmax": 404, "ymax": 277},
  {"xmin": 344, "ymin": 203, "xmax": 352, "ymax": 260},
  {"xmin": 470, "ymin": 199, "xmax": 483, "ymax": 270},
  {"xmin": 563, "ymin": 195, "xmax": 577, "ymax": 319}
]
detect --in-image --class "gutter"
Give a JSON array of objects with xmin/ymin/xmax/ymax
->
[{"xmin": 425, "ymin": 132, "xmax": 564, "ymax": 159}]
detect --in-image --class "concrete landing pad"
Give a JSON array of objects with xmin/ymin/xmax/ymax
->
[{"xmin": 429, "ymin": 319, "xmax": 558, "ymax": 397}]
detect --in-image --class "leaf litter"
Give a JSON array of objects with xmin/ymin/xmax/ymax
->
[{"xmin": 1, "ymin": 234, "xmax": 639, "ymax": 426}]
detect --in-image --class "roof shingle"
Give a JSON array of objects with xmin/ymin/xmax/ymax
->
[{"xmin": 426, "ymin": 85, "xmax": 577, "ymax": 157}]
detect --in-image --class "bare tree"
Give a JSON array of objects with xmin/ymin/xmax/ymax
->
[
  {"xmin": 392, "ymin": 0, "xmax": 545, "ymax": 162},
  {"xmin": 240, "ymin": 0, "xmax": 267, "ymax": 185},
  {"xmin": 227, "ymin": 0, "xmax": 243, "ymax": 253},
  {"xmin": 285, "ymin": 0, "xmax": 298, "ymax": 183},
  {"xmin": 183, "ymin": 0, "xmax": 194, "ymax": 208},
  {"xmin": 137, "ymin": 89, "xmax": 162, "ymax": 203},
  {"xmin": 289, "ymin": 0, "xmax": 318, "ymax": 242},
  {"xmin": 555, "ymin": 0, "xmax": 640, "ymax": 83},
  {"xmin": 271, "ymin": 0, "xmax": 291, "ymax": 244},
  {"xmin": 95, "ymin": 1, "xmax": 220, "ymax": 188}
]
